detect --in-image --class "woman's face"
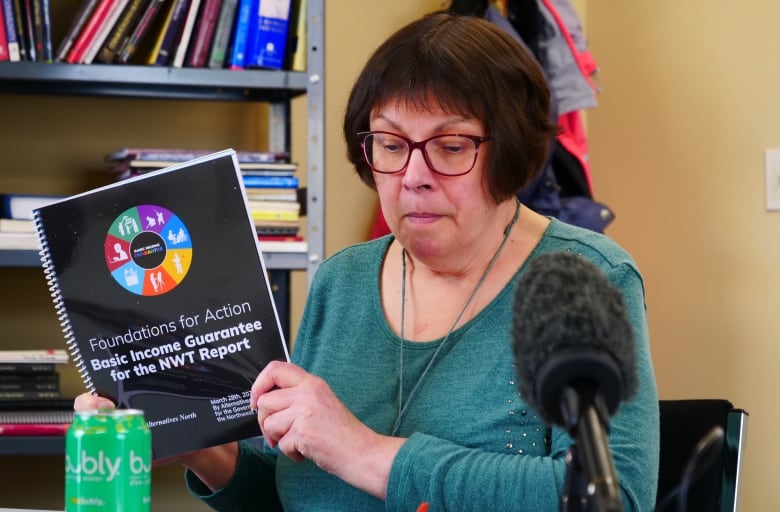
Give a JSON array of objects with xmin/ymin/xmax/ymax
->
[{"xmin": 370, "ymin": 100, "xmax": 499, "ymax": 262}]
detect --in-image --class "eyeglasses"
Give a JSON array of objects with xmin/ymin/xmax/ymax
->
[{"xmin": 358, "ymin": 131, "xmax": 491, "ymax": 176}]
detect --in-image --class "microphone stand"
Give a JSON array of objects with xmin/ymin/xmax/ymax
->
[{"xmin": 559, "ymin": 385, "xmax": 624, "ymax": 512}]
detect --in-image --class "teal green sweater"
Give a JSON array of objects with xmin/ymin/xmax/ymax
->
[{"xmin": 187, "ymin": 218, "xmax": 659, "ymax": 511}]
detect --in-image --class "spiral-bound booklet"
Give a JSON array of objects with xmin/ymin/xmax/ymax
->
[{"xmin": 33, "ymin": 149, "xmax": 290, "ymax": 459}]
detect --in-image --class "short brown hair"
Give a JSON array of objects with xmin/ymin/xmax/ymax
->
[{"xmin": 343, "ymin": 12, "xmax": 559, "ymax": 203}]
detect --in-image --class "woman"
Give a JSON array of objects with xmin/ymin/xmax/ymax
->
[{"xmin": 77, "ymin": 12, "xmax": 659, "ymax": 511}]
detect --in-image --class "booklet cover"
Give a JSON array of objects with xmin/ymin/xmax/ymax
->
[{"xmin": 33, "ymin": 149, "xmax": 290, "ymax": 459}]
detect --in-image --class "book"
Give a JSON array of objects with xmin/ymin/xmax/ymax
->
[
  {"xmin": 1, "ymin": 0, "xmax": 21, "ymax": 61},
  {"xmin": 0, "ymin": 422, "xmax": 70, "ymax": 435},
  {"xmin": 0, "ymin": 363, "xmax": 57, "ymax": 374},
  {"xmin": 0, "ymin": 390, "xmax": 61, "ymax": 400},
  {"xmin": 21, "ymin": 0, "xmax": 34, "ymax": 60},
  {"xmin": 106, "ymin": 147, "xmax": 289, "ymax": 164},
  {"xmin": 0, "ymin": 349, "xmax": 68, "ymax": 364},
  {"xmin": 170, "ymin": 0, "xmax": 199, "ymax": 67},
  {"xmin": 30, "ymin": 0, "xmax": 50, "ymax": 62},
  {"xmin": 0, "ymin": 231, "xmax": 39, "ymax": 250},
  {"xmin": 0, "ymin": 373, "xmax": 59, "ymax": 391},
  {"xmin": 0, "ymin": 4, "xmax": 9, "ymax": 61},
  {"xmin": 114, "ymin": 0, "xmax": 166, "ymax": 64},
  {"xmin": 33, "ymin": 149, "xmax": 290, "ymax": 460},
  {"xmin": 226, "ymin": 0, "xmax": 252, "ymax": 69},
  {"xmin": 10, "ymin": 0, "xmax": 25, "ymax": 60},
  {"xmin": 151, "ymin": 0, "xmax": 188, "ymax": 65},
  {"xmin": 95, "ymin": 0, "xmax": 149, "ymax": 63},
  {"xmin": 64, "ymin": 0, "xmax": 117, "ymax": 64},
  {"xmin": 143, "ymin": 0, "xmax": 174, "ymax": 63},
  {"xmin": 54, "ymin": 0, "xmax": 99, "ymax": 61},
  {"xmin": 184, "ymin": 0, "xmax": 220, "ymax": 68},
  {"xmin": 245, "ymin": 0, "xmax": 291, "ymax": 70},
  {"xmin": 206, "ymin": 0, "xmax": 237, "ymax": 69},
  {"xmin": 1, "ymin": 193, "xmax": 63, "ymax": 220},
  {"xmin": 288, "ymin": 0, "xmax": 305, "ymax": 71},
  {"xmin": 0, "ymin": 218, "xmax": 34, "ymax": 232},
  {"xmin": 242, "ymin": 174, "xmax": 299, "ymax": 188},
  {"xmin": 0, "ymin": 409, "xmax": 73, "ymax": 423},
  {"xmin": 80, "ymin": 0, "xmax": 128, "ymax": 64}
]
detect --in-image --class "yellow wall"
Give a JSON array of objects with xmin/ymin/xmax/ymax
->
[{"xmin": 584, "ymin": 2, "xmax": 775, "ymax": 509}]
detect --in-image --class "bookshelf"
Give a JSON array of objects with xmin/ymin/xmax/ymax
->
[{"xmin": 0, "ymin": 0, "xmax": 325, "ymax": 459}]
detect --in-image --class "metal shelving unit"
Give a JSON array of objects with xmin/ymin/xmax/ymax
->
[{"xmin": 0, "ymin": 1, "xmax": 325, "ymax": 456}]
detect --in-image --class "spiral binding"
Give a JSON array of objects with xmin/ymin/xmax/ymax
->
[{"xmin": 33, "ymin": 210, "xmax": 96, "ymax": 394}]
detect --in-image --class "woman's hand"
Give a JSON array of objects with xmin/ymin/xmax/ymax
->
[
  {"xmin": 73, "ymin": 392, "xmax": 115, "ymax": 411},
  {"xmin": 250, "ymin": 360, "xmax": 405, "ymax": 500},
  {"xmin": 71, "ymin": 392, "xmax": 239, "ymax": 491}
]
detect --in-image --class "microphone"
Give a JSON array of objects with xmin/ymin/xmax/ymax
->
[{"xmin": 512, "ymin": 252, "xmax": 638, "ymax": 512}]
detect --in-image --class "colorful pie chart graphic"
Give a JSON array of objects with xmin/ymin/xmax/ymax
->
[{"xmin": 104, "ymin": 205, "xmax": 192, "ymax": 296}]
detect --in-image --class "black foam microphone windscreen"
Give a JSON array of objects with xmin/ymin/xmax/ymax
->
[{"xmin": 512, "ymin": 251, "xmax": 638, "ymax": 426}]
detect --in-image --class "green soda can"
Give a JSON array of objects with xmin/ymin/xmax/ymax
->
[{"xmin": 65, "ymin": 409, "xmax": 151, "ymax": 511}]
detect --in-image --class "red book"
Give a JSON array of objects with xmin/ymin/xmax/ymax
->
[
  {"xmin": 0, "ymin": 422, "xmax": 70, "ymax": 436},
  {"xmin": 65, "ymin": 0, "xmax": 116, "ymax": 64}
]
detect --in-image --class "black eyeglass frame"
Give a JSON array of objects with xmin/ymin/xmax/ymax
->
[{"xmin": 357, "ymin": 131, "xmax": 491, "ymax": 177}]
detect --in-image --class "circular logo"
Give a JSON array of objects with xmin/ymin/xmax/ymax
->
[{"xmin": 104, "ymin": 205, "xmax": 192, "ymax": 296}]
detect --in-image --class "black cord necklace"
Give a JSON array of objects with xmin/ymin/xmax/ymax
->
[{"xmin": 391, "ymin": 199, "xmax": 521, "ymax": 435}]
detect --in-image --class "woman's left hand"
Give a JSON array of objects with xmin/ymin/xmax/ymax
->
[{"xmin": 250, "ymin": 360, "xmax": 404, "ymax": 499}]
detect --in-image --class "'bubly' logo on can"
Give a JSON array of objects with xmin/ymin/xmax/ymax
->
[{"xmin": 66, "ymin": 449, "xmax": 150, "ymax": 482}]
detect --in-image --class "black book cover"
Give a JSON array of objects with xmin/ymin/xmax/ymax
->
[{"xmin": 33, "ymin": 149, "xmax": 290, "ymax": 460}]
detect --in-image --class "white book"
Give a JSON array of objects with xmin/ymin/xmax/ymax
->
[
  {"xmin": 0, "ymin": 232, "xmax": 40, "ymax": 250},
  {"xmin": 0, "ymin": 349, "xmax": 69, "ymax": 364},
  {"xmin": 172, "ymin": 0, "xmax": 202, "ymax": 67},
  {"xmin": 0, "ymin": 218, "xmax": 35, "ymax": 233},
  {"xmin": 82, "ymin": 0, "xmax": 130, "ymax": 64}
]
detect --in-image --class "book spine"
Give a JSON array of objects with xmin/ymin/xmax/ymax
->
[
  {"xmin": 95, "ymin": 0, "xmax": 149, "ymax": 64},
  {"xmin": 242, "ymin": 175, "xmax": 299, "ymax": 188},
  {"xmin": 0, "ymin": 390, "xmax": 61, "ymax": 400},
  {"xmin": 0, "ymin": 363, "xmax": 56, "ymax": 374},
  {"xmin": 65, "ymin": 0, "xmax": 115, "ymax": 64},
  {"xmin": 0, "ymin": 423, "xmax": 70, "ymax": 436},
  {"xmin": 10, "ymin": 0, "xmax": 25, "ymax": 60},
  {"xmin": 0, "ymin": 6, "xmax": 8, "ymax": 61},
  {"xmin": 54, "ymin": 0, "xmax": 99, "ymax": 61},
  {"xmin": 106, "ymin": 148, "xmax": 288, "ymax": 163},
  {"xmin": 245, "ymin": 0, "xmax": 291, "ymax": 70},
  {"xmin": 1, "ymin": 0, "xmax": 20, "ymax": 61},
  {"xmin": 36, "ymin": 0, "xmax": 50, "ymax": 61},
  {"xmin": 21, "ymin": 0, "xmax": 35, "ymax": 60},
  {"xmin": 152, "ymin": 0, "xmax": 189, "ymax": 65},
  {"xmin": 0, "ymin": 380, "xmax": 59, "ymax": 391},
  {"xmin": 226, "ymin": 0, "xmax": 252, "ymax": 69},
  {"xmin": 206, "ymin": 0, "xmax": 236, "ymax": 69},
  {"xmin": 34, "ymin": 209, "xmax": 96, "ymax": 394},
  {"xmin": 115, "ymin": 0, "xmax": 164, "ymax": 64},
  {"xmin": 170, "ymin": 0, "xmax": 200, "ymax": 67},
  {"xmin": 184, "ymin": 0, "xmax": 220, "ymax": 68},
  {"xmin": 81, "ymin": 0, "xmax": 128, "ymax": 64},
  {"xmin": 144, "ymin": 0, "xmax": 174, "ymax": 63},
  {"xmin": 288, "ymin": 0, "xmax": 305, "ymax": 71}
]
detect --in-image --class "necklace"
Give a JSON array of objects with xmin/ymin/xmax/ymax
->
[{"xmin": 391, "ymin": 199, "xmax": 521, "ymax": 435}]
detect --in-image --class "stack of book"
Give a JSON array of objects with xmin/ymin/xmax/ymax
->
[
  {"xmin": 0, "ymin": 193, "xmax": 62, "ymax": 250},
  {"xmin": 0, "ymin": 349, "xmax": 73, "ymax": 437},
  {"xmin": 0, "ymin": 0, "xmax": 306, "ymax": 70},
  {"xmin": 106, "ymin": 147, "xmax": 306, "ymax": 252}
]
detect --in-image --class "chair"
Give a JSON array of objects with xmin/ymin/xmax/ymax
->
[{"xmin": 656, "ymin": 399, "xmax": 748, "ymax": 512}]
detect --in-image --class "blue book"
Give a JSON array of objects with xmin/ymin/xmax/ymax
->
[
  {"xmin": 1, "ymin": 0, "xmax": 21, "ymax": 61},
  {"xmin": 245, "ymin": 0, "xmax": 292, "ymax": 70},
  {"xmin": 1, "ymin": 194, "xmax": 64, "ymax": 220},
  {"xmin": 227, "ymin": 0, "xmax": 254, "ymax": 69},
  {"xmin": 242, "ymin": 175, "xmax": 299, "ymax": 189}
]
